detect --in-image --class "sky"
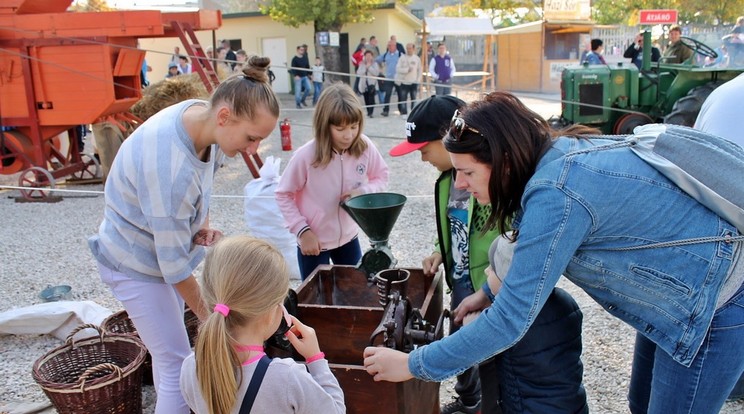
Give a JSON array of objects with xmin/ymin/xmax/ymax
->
[{"xmin": 99, "ymin": 0, "xmax": 199, "ymax": 10}]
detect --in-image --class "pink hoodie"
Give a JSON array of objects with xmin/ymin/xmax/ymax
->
[{"xmin": 276, "ymin": 134, "xmax": 389, "ymax": 250}]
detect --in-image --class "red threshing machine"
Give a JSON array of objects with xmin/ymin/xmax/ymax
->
[{"xmin": 0, "ymin": 0, "xmax": 226, "ymax": 200}]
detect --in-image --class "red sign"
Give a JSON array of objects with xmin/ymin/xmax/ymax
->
[{"xmin": 639, "ymin": 9, "xmax": 678, "ymax": 25}]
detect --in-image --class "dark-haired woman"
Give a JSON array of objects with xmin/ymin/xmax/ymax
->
[
  {"xmin": 365, "ymin": 91, "xmax": 744, "ymax": 414},
  {"xmin": 89, "ymin": 57, "xmax": 280, "ymax": 413}
]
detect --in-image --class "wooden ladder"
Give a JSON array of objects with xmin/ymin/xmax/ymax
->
[{"xmin": 170, "ymin": 21, "xmax": 263, "ymax": 178}]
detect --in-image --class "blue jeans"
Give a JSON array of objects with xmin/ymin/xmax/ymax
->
[
  {"xmin": 450, "ymin": 276, "xmax": 481, "ymax": 406},
  {"xmin": 434, "ymin": 79, "xmax": 452, "ymax": 95},
  {"xmin": 313, "ymin": 81, "xmax": 323, "ymax": 105},
  {"xmin": 297, "ymin": 237, "xmax": 362, "ymax": 280},
  {"xmin": 628, "ymin": 282, "xmax": 744, "ymax": 414},
  {"xmin": 379, "ymin": 80, "xmax": 403, "ymax": 115},
  {"xmin": 294, "ymin": 76, "xmax": 311, "ymax": 106},
  {"xmin": 398, "ymin": 83, "xmax": 417, "ymax": 115}
]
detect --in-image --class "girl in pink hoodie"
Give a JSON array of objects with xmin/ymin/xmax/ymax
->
[{"xmin": 276, "ymin": 83, "xmax": 389, "ymax": 280}]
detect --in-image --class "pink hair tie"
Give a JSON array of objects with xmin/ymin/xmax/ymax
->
[{"xmin": 214, "ymin": 303, "xmax": 230, "ymax": 317}]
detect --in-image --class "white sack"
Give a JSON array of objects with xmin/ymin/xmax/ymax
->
[
  {"xmin": 0, "ymin": 301, "xmax": 112, "ymax": 340},
  {"xmin": 244, "ymin": 156, "xmax": 301, "ymax": 279}
]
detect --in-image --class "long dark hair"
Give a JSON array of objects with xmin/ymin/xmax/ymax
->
[{"xmin": 443, "ymin": 91, "xmax": 598, "ymax": 237}]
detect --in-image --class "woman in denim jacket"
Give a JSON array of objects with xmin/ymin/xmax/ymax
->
[{"xmin": 364, "ymin": 91, "xmax": 744, "ymax": 413}]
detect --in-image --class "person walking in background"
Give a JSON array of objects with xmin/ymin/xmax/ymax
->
[
  {"xmin": 388, "ymin": 95, "xmax": 587, "ymax": 414},
  {"xmin": 375, "ymin": 40, "xmax": 403, "ymax": 117},
  {"xmin": 365, "ymin": 35, "xmax": 380, "ymax": 57},
  {"xmin": 364, "ymin": 91, "xmax": 744, "ymax": 414},
  {"xmin": 662, "ymin": 25, "xmax": 693, "ymax": 64},
  {"xmin": 624, "ymin": 32, "xmax": 660, "ymax": 69},
  {"xmin": 357, "ymin": 50, "xmax": 380, "ymax": 117},
  {"xmin": 165, "ymin": 61, "xmax": 180, "ymax": 78},
  {"xmin": 276, "ymin": 83, "xmax": 389, "ymax": 280},
  {"xmin": 179, "ymin": 236, "xmax": 345, "ymax": 414},
  {"xmin": 391, "ymin": 35, "xmax": 405, "ymax": 55},
  {"xmin": 582, "ymin": 38, "xmax": 606, "ymax": 65},
  {"xmin": 221, "ymin": 39, "xmax": 237, "ymax": 70},
  {"xmin": 723, "ymin": 16, "xmax": 744, "ymax": 65},
  {"xmin": 177, "ymin": 55, "xmax": 191, "ymax": 74},
  {"xmin": 89, "ymin": 57, "xmax": 280, "ymax": 414},
  {"xmin": 352, "ymin": 38, "xmax": 366, "ymax": 95},
  {"xmin": 395, "ymin": 43, "xmax": 422, "ymax": 117},
  {"xmin": 312, "ymin": 57, "xmax": 325, "ymax": 105},
  {"xmin": 291, "ymin": 45, "xmax": 311, "ymax": 109},
  {"xmin": 430, "ymin": 43, "xmax": 456, "ymax": 95},
  {"xmin": 234, "ymin": 49, "xmax": 248, "ymax": 72}
]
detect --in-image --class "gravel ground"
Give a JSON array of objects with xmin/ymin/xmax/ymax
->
[{"xmin": 1, "ymin": 91, "xmax": 742, "ymax": 413}]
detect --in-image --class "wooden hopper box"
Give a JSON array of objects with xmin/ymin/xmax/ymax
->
[{"xmin": 276, "ymin": 265, "xmax": 443, "ymax": 414}]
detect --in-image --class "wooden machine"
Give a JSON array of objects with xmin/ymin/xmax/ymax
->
[
  {"xmin": 0, "ymin": 0, "xmax": 221, "ymax": 199},
  {"xmin": 269, "ymin": 193, "xmax": 447, "ymax": 413}
]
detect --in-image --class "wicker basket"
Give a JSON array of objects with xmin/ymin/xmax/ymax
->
[
  {"xmin": 31, "ymin": 324, "xmax": 147, "ymax": 414},
  {"xmin": 102, "ymin": 310, "xmax": 153, "ymax": 385},
  {"xmin": 103, "ymin": 307, "xmax": 200, "ymax": 346}
]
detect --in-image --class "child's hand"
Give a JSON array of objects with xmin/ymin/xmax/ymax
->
[
  {"xmin": 422, "ymin": 252, "xmax": 442, "ymax": 276},
  {"xmin": 193, "ymin": 228, "xmax": 223, "ymax": 246},
  {"xmin": 285, "ymin": 316, "xmax": 321, "ymax": 360},
  {"xmin": 340, "ymin": 190, "xmax": 362, "ymax": 201},
  {"xmin": 363, "ymin": 347, "xmax": 413, "ymax": 382},
  {"xmin": 452, "ymin": 289, "xmax": 490, "ymax": 326},
  {"xmin": 299, "ymin": 230, "xmax": 321, "ymax": 255}
]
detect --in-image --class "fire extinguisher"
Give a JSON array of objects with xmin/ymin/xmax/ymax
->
[{"xmin": 280, "ymin": 118, "xmax": 292, "ymax": 151}]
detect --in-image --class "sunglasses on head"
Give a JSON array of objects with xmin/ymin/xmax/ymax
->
[{"xmin": 448, "ymin": 109, "xmax": 484, "ymax": 141}]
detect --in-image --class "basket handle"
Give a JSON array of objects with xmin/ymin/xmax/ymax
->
[
  {"xmin": 78, "ymin": 363, "xmax": 123, "ymax": 392},
  {"xmin": 65, "ymin": 323, "xmax": 105, "ymax": 347}
]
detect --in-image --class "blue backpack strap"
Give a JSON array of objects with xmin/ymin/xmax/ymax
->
[{"xmin": 238, "ymin": 355, "xmax": 272, "ymax": 414}]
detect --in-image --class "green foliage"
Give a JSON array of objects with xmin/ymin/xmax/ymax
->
[
  {"xmin": 591, "ymin": 0, "xmax": 744, "ymax": 25},
  {"xmin": 463, "ymin": 0, "xmax": 542, "ymax": 27},
  {"xmin": 439, "ymin": 4, "xmax": 477, "ymax": 17},
  {"xmin": 260, "ymin": 0, "xmax": 388, "ymax": 31}
]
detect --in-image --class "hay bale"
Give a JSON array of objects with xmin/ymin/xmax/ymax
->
[{"xmin": 130, "ymin": 66, "xmax": 233, "ymax": 122}]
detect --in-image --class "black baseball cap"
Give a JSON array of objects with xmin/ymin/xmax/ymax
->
[{"xmin": 389, "ymin": 95, "xmax": 465, "ymax": 157}]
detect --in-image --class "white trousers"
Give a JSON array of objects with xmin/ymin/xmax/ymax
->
[{"xmin": 98, "ymin": 262, "xmax": 191, "ymax": 414}]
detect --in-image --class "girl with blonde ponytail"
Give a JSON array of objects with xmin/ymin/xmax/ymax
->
[{"xmin": 179, "ymin": 235, "xmax": 345, "ymax": 413}]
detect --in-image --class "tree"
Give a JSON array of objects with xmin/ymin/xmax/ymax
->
[
  {"xmin": 68, "ymin": 0, "xmax": 112, "ymax": 12},
  {"xmin": 260, "ymin": 0, "xmax": 396, "ymax": 83},
  {"xmin": 457, "ymin": 0, "xmax": 542, "ymax": 27},
  {"xmin": 591, "ymin": 0, "xmax": 744, "ymax": 25}
]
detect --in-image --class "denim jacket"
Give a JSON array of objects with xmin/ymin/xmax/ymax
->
[{"xmin": 409, "ymin": 136, "xmax": 738, "ymax": 381}]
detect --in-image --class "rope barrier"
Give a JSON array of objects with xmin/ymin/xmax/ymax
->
[{"xmin": 0, "ymin": 184, "xmax": 433, "ymax": 200}]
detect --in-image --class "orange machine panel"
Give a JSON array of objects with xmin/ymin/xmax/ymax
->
[
  {"xmin": 0, "ymin": 0, "xmax": 72, "ymax": 15},
  {"xmin": 17, "ymin": 42, "xmax": 143, "ymax": 125},
  {"xmin": 0, "ymin": 49, "xmax": 28, "ymax": 119},
  {"xmin": 0, "ymin": 11, "xmax": 166, "ymax": 39},
  {"xmin": 161, "ymin": 10, "xmax": 222, "ymax": 32}
]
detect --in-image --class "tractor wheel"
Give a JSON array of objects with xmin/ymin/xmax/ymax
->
[
  {"xmin": 664, "ymin": 81, "xmax": 723, "ymax": 127},
  {"xmin": 613, "ymin": 113, "xmax": 654, "ymax": 135}
]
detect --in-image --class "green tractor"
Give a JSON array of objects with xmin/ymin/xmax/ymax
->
[{"xmin": 552, "ymin": 32, "xmax": 743, "ymax": 134}]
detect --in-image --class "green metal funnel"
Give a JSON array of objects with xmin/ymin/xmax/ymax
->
[{"xmin": 341, "ymin": 192, "xmax": 407, "ymax": 244}]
